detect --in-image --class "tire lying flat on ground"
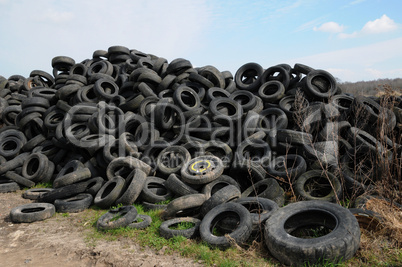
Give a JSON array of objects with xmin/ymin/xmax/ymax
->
[
  {"xmin": 264, "ymin": 200, "xmax": 360, "ymax": 266},
  {"xmin": 10, "ymin": 203, "xmax": 55, "ymax": 223}
]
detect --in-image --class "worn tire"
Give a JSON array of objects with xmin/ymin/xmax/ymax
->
[
  {"xmin": 294, "ymin": 170, "xmax": 342, "ymax": 202},
  {"xmin": 241, "ymin": 178, "xmax": 285, "ymax": 207},
  {"xmin": 96, "ymin": 205, "xmax": 138, "ymax": 230},
  {"xmin": 163, "ymin": 193, "xmax": 207, "ymax": 220},
  {"xmin": 54, "ymin": 193, "xmax": 93, "ymax": 213},
  {"xmin": 10, "ymin": 203, "xmax": 55, "ymax": 223},
  {"xmin": 180, "ymin": 155, "xmax": 224, "ymax": 185},
  {"xmin": 160, "ymin": 217, "xmax": 201, "ymax": 239},
  {"xmin": 200, "ymin": 202, "xmax": 253, "ymax": 249},
  {"xmin": 264, "ymin": 200, "xmax": 360, "ymax": 266}
]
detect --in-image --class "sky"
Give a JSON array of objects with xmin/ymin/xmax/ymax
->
[{"xmin": 0, "ymin": 0, "xmax": 402, "ymax": 83}]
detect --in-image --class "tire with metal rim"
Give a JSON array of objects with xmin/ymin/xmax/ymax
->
[{"xmin": 180, "ymin": 155, "xmax": 224, "ymax": 185}]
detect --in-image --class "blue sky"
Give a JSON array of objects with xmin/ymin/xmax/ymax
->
[{"xmin": 0, "ymin": 0, "xmax": 401, "ymax": 82}]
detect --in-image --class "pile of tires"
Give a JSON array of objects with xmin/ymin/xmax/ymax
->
[{"xmin": 1, "ymin": 46, "xmax": 401, "ymax": 266}]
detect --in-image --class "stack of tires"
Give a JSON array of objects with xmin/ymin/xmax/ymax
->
[{"xmin": 1, "ymin": 46, "xmax": 401, "ymax": 266}]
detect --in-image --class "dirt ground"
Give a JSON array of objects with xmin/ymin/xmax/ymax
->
[{"xmin": 0, "ymin": 191, "xmax": 203, "ymax": 267}]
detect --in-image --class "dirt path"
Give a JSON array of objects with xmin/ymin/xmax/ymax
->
[{"xmin": 0, "ymin": 191, "xmax": 203, "ymax": 267}]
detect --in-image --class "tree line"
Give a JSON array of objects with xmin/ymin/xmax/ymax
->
[{"xmin": 339, "ymin": 78, "xmax": 402, "ymax": 96}]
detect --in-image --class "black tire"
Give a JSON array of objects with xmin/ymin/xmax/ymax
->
[
  {"xmin": 22, "ymin": 188, "xmax": 54, "ymax": 200},
  {"xmin": 264, "ymin": 200, "xmax": 361, "ymax": 266},
  {"xmin": 38, "ymin": 178, "xmax": 96, "ymax": 203},
  {"xmin": 234, "ymin": 63, "xmax": 263, "ymax": 92},
  {"xmin": 173, "ymin": 86, "xmax": 201, "ymax": 112},
  {"xmin": 208, "ymin": 98, "xmax": 243, "ymax": 125},
  {"xmin": 258, "ymin": 81, "xmax": 285, "ymax": 103},
  {"xmin": 96, "ymin": 205, "xmax": 138, "ymax": 230},
  {"xmin": 236, "ymin": 197, "xmax": 279, "ymax": 231},
  {"xmin": 0, "ymin": 136, "xmax": 24, "ymax": 159},
  {"xmin": 303, "ymin": 69, "xmax": 338, "ymax": 100},
  {"xmin": 229, "ymin": 162, "xmax": 266, "ymax": 191},
  {"xmin": 234, "ymin": 138, "xmax": 271, "ymax": 165},
  {"xmin": 198, "ymin": 65, "xmax": 225, "ymax": 89},
  {"xmin": 5, "ymin": 171, "xmax": 35, "ymax": 188},
  {"xmin": 260, "ymin": 66, "xmax": 290, "ymax": 89},
  {"xmin": 200, "ymin": 184, "xmax": 241, "ymax": 217},
  {"xmin": 162, "ymin": 193, "xmax": 206, "ymax": 219},
  {"xmin": 0, "ymin": 152, "xmax": 29, "ymax": 175},
  {"xmin": 156, "ymin": 146, "xmax": 191, "ymax": 176},
  {"xmin": 140, "ymin": 176, "xmax": 173, "ymax": 204},
  {"xmin": 201, "ymin": 175, "xmax": 240, "ymax": 199},
  {"xmin": 295, "ymin": 170, "xmax": 342, "ymax": 202},
  {"xmin": 54, "ymin": 193, "xmax": 93, "ymax": 213},
  {"xmin": 106, "ymin": 156, "xmax": 151, "ymax": 180},
  {"xmin": 219, "ymin": 197, "xmax": 279, "ymax": 234},
  {"xmin": 229, "ymin": 90, "xmax": 257, "ymax": 112},
  {"xmin": 276, "ymin": 129, "xmax": 313, "ymax": 146},
  {"xmin": 241, "ymin": 178, "xmax": 285, "ymax": 207},
  {"xmin": 165, "ymin": 173, "xmax": 199, "ymax": 197},
  {"xmin": 127, "ymin": 214, "xmax": 152, "ymax": 229},
  {"xmin": 84, "ymin": 176, "xmax": 105, "ymax": 196},
  {"xmin": 278, "ymin": 95, "xmax": 309, "ymax": 121},
  {"xmin": 204, "ymin": 87, "xmax": 230, "ymax": 104},
  {"xmin": 202, "ymin": 141, "xmax": 233, "ymax": 168},
  {"xmin": 347, "ymin": 127, "xmax": 385, "ymax": 156},
  {"xmin": 160, "ymin": 217, "xmax": 201, "ymax": 239},
  {"xmin": 200, "ymin": 202, "xmax": 253, "ymax": 249},
  {"xmin": 294, "ymin": 63, "xmax": 315, "ymax": 74},
  {"xmin": 180, "ymin": 155, "xmax": 224, "ymax": 185},
  {"xmin": 53, "ymin": 167, "xmax": 92, "ymax": 188},
  {"xmin": 141, "ymin": 201, "xmax": 167, "ymax": 211},
  {"xmin": 257, "ymin": 108, "xmax": 288, "ymax": 139},
  {"xmin": 21, "ymin": 153, "xmax": 50, "ymax": 183},
  {"xmin": 10, "ymin": 203, "xmax": 55, "ymax": 223},
  {"xmin": 115, "ymin": 169, "xmax": 147, "ymax": 205},
  {"xmin": 94, "ymin": 176, "xmax": 126, "ymax": 209},
  {"xmin": 265, "ymin": 154, "xmax": 307, "ymax": 182},
  {"xmin": 0, "ymin": 179, "xmax": 20, "ymax": 193}
]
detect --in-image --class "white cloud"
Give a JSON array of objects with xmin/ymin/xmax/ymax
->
[
  {"xmin": 362, "ymin": 14, "xmax": 399, "ymax": 34},
  {"xmin": 314, "ymin": 22, "xmax": 344, "ymax": 33},
  {"xmin": 338, "ymin": 14, "xmax": 399, "ymax": 38},
  {"xmin": 315, "ymin": 15, "xmax": 400, "ymax": 39},
  {"xmin": 288, "ymin": 37, "xmax": 402, "ymax": 81}
]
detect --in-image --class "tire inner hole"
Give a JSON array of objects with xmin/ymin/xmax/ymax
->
[
  {"xmin": 304, "ymin": 176, "xmax": 332, "ymax": 197},
  {"xmin": 285, "ymin": 210, "xmax": 336, "ymax": 238},
  {"xmin": 21, "ymin": 207, "xmax": 45, "ymax": 213}
]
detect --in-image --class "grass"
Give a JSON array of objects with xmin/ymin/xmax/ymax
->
[
  {"xmin": 75, "ymin": 204, "xmax": 275, "ymax": 266},
  {"xmin": 23, "ymin": 182, "xmax": 53, "ymax": 190},
  {"xmin": 72, "ymin": 199, "xmax": 401, "ymax": 266}
]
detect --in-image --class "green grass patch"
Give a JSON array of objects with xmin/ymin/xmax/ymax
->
[
  {"xmin": 76, "ymin": 204, "xmax": 275, "ymax": 266},
  {"xmin": 23, "ymin": 182, "xmax": 53, "ymax": 190}
]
